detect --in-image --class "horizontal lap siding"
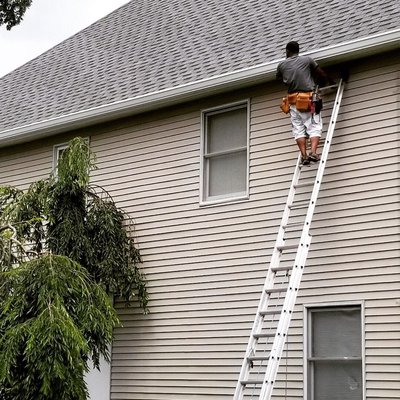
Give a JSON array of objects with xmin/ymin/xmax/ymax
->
[
  {"xmin": 305, "ymin": 60, "xmax": 400, "ymax": 400},
  {"xmin": 0, "ymin": 144, "xmax": 53, "ymax": 188},
  {"xmin": 106, "ymin": 55, "xmax": 399, "ymax": 399},
  {"xmin": 0, "ymin": 52, "xmax": 398, "ymax": 400},
  {"xmin": 92, "ymin": 102, "xmax": 283, "ymax": 399}
]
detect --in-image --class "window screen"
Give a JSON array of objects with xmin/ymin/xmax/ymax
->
[
  {"xmin": 307, "ymin": 306, "xmax": 363, "ymax": 400},
  {"xmin": 202, "ymin": 103, "xmax": 248, "ymax": 202}
]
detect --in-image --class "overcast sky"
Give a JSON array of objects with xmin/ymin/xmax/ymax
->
[{"xmin": 0, "ymin": 0, "xmax": 129, "ymax": 77}]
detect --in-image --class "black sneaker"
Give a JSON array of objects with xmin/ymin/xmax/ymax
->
[
  {"xmin": 301, "ymin": 156, "xmax": 310, "ymax": 166},
  {"xmin": 308, "ymin": 152, "xmax": 320, "ymax": 162}
]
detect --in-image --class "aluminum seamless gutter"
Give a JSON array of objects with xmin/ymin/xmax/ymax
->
[{"xmin": 0, "ymin": 28, "xmax": 399, "ymax": 148}]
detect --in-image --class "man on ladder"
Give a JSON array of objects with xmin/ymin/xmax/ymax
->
[
  {"xmin": 234, "ymin": 43, "xmax": 345, "ymax": 400},
  {"xmin": 276, "ymin": 41, "xmax": 331, "ymax": 165}
]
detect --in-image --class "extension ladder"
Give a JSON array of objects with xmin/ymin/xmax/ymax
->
[{"xmin": 233, "ymin": 79, "xmax": 345, "ymax": 400}]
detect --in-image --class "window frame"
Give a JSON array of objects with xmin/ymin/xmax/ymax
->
[
  {"xmin": 52, "ymin": 138, "xmax": 90, "ymax": 174},
  {"xmin": 52, "ymin": 142, "xmax": 70, "ymax": 172},
  {"xmin": 199, "ymin": 100, "xmax": 250, "ymax": 206},
  {"xmin": 303, "ymin": 302, "xmax": 365, "ymax": 400}
]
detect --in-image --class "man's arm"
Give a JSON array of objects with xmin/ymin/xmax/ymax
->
[
  {"xmin": 276, "ymin": 66, "xmax": 283, "ymax": 82},
  {"xmin": 314, "ymin": 65, "xmax": 335, "ymax": 87}
]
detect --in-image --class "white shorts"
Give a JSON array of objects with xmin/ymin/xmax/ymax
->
[{"xmin": 290, "ymin": 105, "xmax": 322, "ymax": 140}]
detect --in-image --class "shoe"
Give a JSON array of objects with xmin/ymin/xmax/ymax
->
[
  {"xmin": 308, "ymin": 152, "xmax": 320, "ymax": 162},
  {"xmin": 301, "ymin": 156, "xmax": 310, "ymax": 166}
]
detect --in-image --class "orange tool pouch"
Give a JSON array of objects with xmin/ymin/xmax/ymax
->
[
  {"xmin": 284, "ymin": 92, "xmax": 313, "ymax": 112},
  {"xmin": 280, "ymin": 96, "xmax": 290, "ymax": 114},
  {"xmin": 280, "ymin": 92, "xmax": 313, "ymax": 114},
  {"xmin": 295, "ymin": 92, "xmax": 312, "ymax": 112},
  {"xmin": 287, "ymin": 93, "xmax": 298, "ymax": 105}
]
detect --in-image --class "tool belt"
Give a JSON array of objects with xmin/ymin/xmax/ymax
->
[
  {"xmin": 280, "ymin": 91, "xmax": 322, "ymax": 114},
  {"xmin": 289, "ymin": 92, "xmax": 313, "ymax": 112}
]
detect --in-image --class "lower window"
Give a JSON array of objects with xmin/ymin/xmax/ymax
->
[{"xmin": 306, "ymin": 305, "xmax": 363, "ymax": 400}]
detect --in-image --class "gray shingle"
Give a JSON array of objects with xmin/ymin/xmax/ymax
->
[{"xmin": 0, "ymin": 0, "xmax": 398, "ymax": 132}]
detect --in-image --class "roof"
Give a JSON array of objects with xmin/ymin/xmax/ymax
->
[{"xmin": 0, "ymin": 0, "xmax": 399, "ymax": 144}]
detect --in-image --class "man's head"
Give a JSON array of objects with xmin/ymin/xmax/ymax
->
[{"xmin": 286, "ymin": 41, "xmax": 299, "ymax": 57}]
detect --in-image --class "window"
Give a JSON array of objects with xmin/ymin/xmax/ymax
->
[
  {"xmin": 306, "ymin": 305, "xmax": 363, "ymax": 400},
  {"xmin": 53, "ymin": 138, "xmax": 90, "ymax": 173},
  {"xmin": 201, "ymin": 101, "xmax": 249, "ymax": 204},
  {"xmin": 53, "ymin": 142, "xmax": 69, "ymax": 172}
]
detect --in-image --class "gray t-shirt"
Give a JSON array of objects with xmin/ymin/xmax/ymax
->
[{"xmin": 276, "ymin": 55, "xmax": 318, "ymax": 93}]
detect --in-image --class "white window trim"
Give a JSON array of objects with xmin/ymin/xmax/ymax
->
[
  {"xmin": 52, "ymin": 142, "xmax": 70, "ymax": 172},
  {"xmin": 303, "ymin": 301, "xmax": 365, "ymax": 400},
  {"xmin": 199, "ymin": 99, "xmax": 250, "ymax": 206},
  {"xmin": 52, "ymin": 137, "xmax": 90, "ymax": 173}
]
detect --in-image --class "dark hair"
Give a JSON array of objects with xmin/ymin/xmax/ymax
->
[{"xmin": 286, "ymin": 41, "xmax": 299, "ymax": 54}]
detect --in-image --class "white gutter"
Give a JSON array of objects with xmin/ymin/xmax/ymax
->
[{"xmin": 0, "ymin": 28, "xmax": 399, "ymax": 148}]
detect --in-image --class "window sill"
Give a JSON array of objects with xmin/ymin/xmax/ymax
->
[{"xmin": 199, "ymin": 193, "xmax": 249, "ymax": 207}]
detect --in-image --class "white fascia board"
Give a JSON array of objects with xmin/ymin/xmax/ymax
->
[{"xmin": 0, "ymin": 28, "xmax": 399, "ymax": 148}]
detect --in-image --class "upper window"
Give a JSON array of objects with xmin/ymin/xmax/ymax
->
[
  {"xmin": 52, "ymin": 142, "xmax": 69, "ymax": 173},
  {"xmin": 201, "ymin": 102, "xmax": 249, "ymax": 204},
  {"xmin": 306, "ymin": 305, "xmax": 363, "ymax": 400}
]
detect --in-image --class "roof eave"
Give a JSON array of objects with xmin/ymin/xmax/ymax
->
[{"xmin": 1, "ymin": 28, "xmax": 399, "ymax": 148}]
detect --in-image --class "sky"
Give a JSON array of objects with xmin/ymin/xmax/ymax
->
[{"xmin": 0, "ymin": 0, "xmax": 130, "ymax": 77}]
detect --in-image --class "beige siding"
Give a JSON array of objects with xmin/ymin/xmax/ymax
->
[
  {"xmin": 0, "ymin": 143, "xmax": 53, "ymax": 188},
  {"xmin": 106, "ymin": 54, "xmax": 399, "ymax": 400},
  {"xmin": 0, "ymin": 51, "xmax": 399, "ymax": 400}
]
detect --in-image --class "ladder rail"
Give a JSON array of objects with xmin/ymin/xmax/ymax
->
[
  {"xmin": 233, "ymin": 154, "xmax": 304, "ymax": 400},
  {"xmin": 233, "ymin": 80, "xmax": 345, "ymax": 400},
  {"xmin": 258, "ymin": 79, "xmax": 345, "ymax": 399},
  {"xmin": 259, "ymin": 234, "xmax": 312, "ymax": 400}
]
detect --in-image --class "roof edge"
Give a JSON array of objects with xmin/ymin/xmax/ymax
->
[{"xmin": 1, "ymin": 28, "xmax": 399, "ymax": 148}]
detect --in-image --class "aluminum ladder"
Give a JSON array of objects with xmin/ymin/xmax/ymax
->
[{"xmin": 233, "ymin": 79, "xmax": 345, "ymax": 400}]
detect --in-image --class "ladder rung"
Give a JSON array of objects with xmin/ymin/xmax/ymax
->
[
  {"xmin": 319, "ymin": 83, "xmax": 339, "ymax": 92},
  {"xmin": 294, "ymin": 180, "xmax": 314, "ymax": 189},
  {"xmin": 247, "ymin": 355, "xmax": 269, "ymax": 362},
  {"xmin": 259, "ymin": 309, "xmax": 281, "ymax": 316},
  {"xmin": 288, "ymin": 200, "xmax": 309, "ymax": 210},
  {"xmin": 241, "ymin": 380, "xmax": 264, "ymax": 386},
  {"xmin": 265, "ymin": 287, "xmax": 284, "ymax": 294},
  {"xmin": 276, "ymin": 243, "xmax": 298, "ymax": 251},
  {"xmin": 253, "ymin": 332, "xmax": 275, "ymax": 339},
  {"xmin": 271, "ymin": 265, "xmax": 291, "ymax": 272},
  {"xmin": 282, "ymin": 221, "xmax": 305, "ymax": 229}
]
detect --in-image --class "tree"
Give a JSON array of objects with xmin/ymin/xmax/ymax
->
[
  {"xmin": 0, "ymin": 0, "xmax": 32, "ymax": 30},
  {"xmin": 0, "ymin": 255, "xmax": 119, "ymax": 399},
  {"xmin": 0, "ymin": 137, "xmax": 148, "ymax": 399}
]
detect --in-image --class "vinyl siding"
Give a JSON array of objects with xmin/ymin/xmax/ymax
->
[
  {"xmin": 0, "ymin": 144, "xmax": 53, "ymax": 188},
  {"xmin": 105, "ymin": 53, "xmax": 399, "ymax": 400},
  {"xmin": 0, "ymin": 51, "xmax": 399, "ymax": 400}
]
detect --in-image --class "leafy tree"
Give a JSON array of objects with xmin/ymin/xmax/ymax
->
[
  {"xmin": 0, "ymin": 137, "xmax": 148, "ymax": 399},
  {"xmin": 0, "ymin": 0, "xmax": 32, "ymax": 30},
  {"xmin": 0, "ymin": 255, "xmax": 119, "ymax": 399}
]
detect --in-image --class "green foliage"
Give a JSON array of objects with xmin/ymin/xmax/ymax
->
[
  {"xmin": 0, "ymin": 254, "xmax": 119, "ymax": 400},
  {"xmin": 85, "ymin": 196, "xmax": 148, "ymax": 306},
  {"xmin": 0, "ymin": 137, "xmax": 148, "ymax": 308},
  {"xmin": 56, "ymin": 137, "xmax": 96, "ymax": 189},
  {"xmin": 46, "ymin": 137, "xmax": 148, "ymax": 308},
  {"xmin": 0, "ymin": 136, "xmax": 149, "ymax": 399},
  {"xmin": 0, "ymin": 0, "xmax": 32, "ymax": 30}
]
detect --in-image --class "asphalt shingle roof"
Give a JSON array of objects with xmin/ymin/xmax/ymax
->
[{"xmin": 0, "ymin": 0, "xmax": 398, "ymax": 133}]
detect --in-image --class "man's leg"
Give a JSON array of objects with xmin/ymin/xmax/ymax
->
[
  {"xmin": 310, "ymin": 136, "xmax": 320, "ymax": 154},
  {"xmin": 306, "ymin": 113, "xmax": 322, "ymax": 161},
  {"xmin": 296, "ymin": 137, "xmax": 308, "ymax": 159},
  {"xmin": 290, "ymin": 107, "xmax": 309, "ymax": 164}
]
